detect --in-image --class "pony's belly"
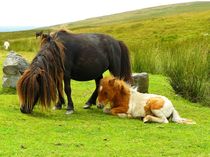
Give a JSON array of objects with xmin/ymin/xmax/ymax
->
[
  {"xmin": 71, "ymin": 70, "xmax": 106, "ymax": 81},
  {"xmin": 70, "ymin": 61, "xmax": 108, "ymax": 81}
]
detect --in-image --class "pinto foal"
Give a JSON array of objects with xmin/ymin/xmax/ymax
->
[{"xmin": 97, "ymin": 76, "xmax": 195, "ymax": 124}]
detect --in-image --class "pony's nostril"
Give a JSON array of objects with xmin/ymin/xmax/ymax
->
[
  {"xmin": 20, "ymin": 106, "xmax": 31, "ymax": 114},
  {"xmin": 20, "ymin": 106, "xmax": 26, "ymax": 113}
]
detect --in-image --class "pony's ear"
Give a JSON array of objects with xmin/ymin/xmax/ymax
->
[
  {"xmin": 109, "ymin": 78, "xmax": 116, "ymax": 86},
  {"xmin": 41, "ymin": 33, "xmax": 51, "ymax": 41}
]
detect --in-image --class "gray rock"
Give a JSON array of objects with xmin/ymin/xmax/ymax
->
[
  {"xmin": 3, "ymin": 51, "xmax": 29, "ymax": 75},
  {"xmin": 131, "ymin": 72, "xmax": 149, "ymax": 93},
  {"xmin": 2, "ymin": 51, "xmax": 29, "ymax": 88},
  {"xmin": 2, "ymin": 74, "xmax": 20, "ymax": 88}
]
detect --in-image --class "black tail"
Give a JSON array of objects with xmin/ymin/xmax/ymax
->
[{"xmin": 118, "ymin": 41, "xmax": 132, "ymax": 82}]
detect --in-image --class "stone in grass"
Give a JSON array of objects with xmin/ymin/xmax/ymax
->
[
  {"xmin": 131, "ymin": 72, "xmax": 149, "ymax": 93},
  {"xmin": 2, "ymin": 51, "xmax": 29, "ymax": 88}
]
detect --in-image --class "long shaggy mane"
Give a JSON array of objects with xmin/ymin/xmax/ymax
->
[{"xmin": 17, "ymin": 35, "xmax": 65, "ymax": 110}]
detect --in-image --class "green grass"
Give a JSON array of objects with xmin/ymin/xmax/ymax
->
[{"xmin": 0, "ymin": 52, "xmax": 210, "ymax": 156}]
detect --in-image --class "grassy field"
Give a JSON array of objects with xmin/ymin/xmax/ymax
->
[
  {"xmin": 0, "ymin": 50, "xmax": 210, "ymax": 157},
  {"xmin": 0, "ymin": 2, "xmax": 210, "ymax": 156}
]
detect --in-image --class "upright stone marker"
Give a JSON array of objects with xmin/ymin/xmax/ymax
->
[{"xmin": 131, "ymin": 72, "xmax": 149, "ymax": 93}]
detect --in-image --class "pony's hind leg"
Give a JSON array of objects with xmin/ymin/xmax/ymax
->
[
  {"xmin": 143, "ymin": 110, "xmax": 168, "ymax": 123},
  {"xmin": 83, "ymin": 75, "xmax": 103, "ymax": 109}
]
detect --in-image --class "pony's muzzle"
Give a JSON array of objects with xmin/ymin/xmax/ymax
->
[{"xmin": 20, "ymin": 106, "xmax": 32, "ymax": 114}]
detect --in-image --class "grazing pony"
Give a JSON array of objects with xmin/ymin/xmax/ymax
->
[
  {"xmin": 97, "ymin": 76, "xmax": 196, "ymax": 124},
  {"xmin": 17, "ymin": 30, "xmax": 132, "ymax": 114},
  {"xmin": 35, "ymin": 31, "xmax": 43, "ymax": 38}
]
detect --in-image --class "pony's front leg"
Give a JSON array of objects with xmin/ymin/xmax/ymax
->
[
  {"xmin": 64, "ymin": 77, "xmax": 74, "ymax": 114},
  {"xmin": 84, "ymin": 75, "xmax": 103, "ymax": 109},
  {"xmin": 54, "ymin": 78, "xmax": 65, "ymax": 110},
  {"xmin": 54, "ymin": 91, "xmax": 65, "ymax": 110}
]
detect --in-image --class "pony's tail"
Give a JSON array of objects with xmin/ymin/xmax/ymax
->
[
  {"xmin": 118, "ymin": 41, "xmax": 132, "ymax": 82},
  {"xmin": 38, "ymin": 70, "xmax": 57, "ymax": 108},
  {"xmin": 171, "ymin": 108, "xmax": 196, "ymax": 124}
]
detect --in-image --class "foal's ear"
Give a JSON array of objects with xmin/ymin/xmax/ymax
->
[
  {"xmin": 108, "ymin": 78, "xmax": 116, "ymax": 86},
  {"xmin": 120, "ymin": 86, "xmax": 127, "ymax": 95}
]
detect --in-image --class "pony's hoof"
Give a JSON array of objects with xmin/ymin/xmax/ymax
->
[
  {"xmin": 83, "ymin": 103, "xmax": 92, "ymax": 109},
  {"xmin": 53, "ymin": 106, "xmax": 61, "ymax": 110},
  {"xmin": 66, "ymin": 110, "xmax": 74, "ymax": 115}
]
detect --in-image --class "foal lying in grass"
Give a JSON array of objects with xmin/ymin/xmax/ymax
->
[{"xmin": 97, "ymin": 76, "xmax": 196, "ymax": 124}]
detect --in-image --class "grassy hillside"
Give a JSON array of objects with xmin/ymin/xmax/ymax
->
[
  {"xmin": 0, "ymin": 2, "xmax": 209, "ymax": 51},
  {"xmin": 1, "ymin": 2, "xmax": 210, "ymax": 47}
]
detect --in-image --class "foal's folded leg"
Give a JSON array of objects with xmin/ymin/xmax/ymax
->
[
  {"xmin": 117, "ymin": 113, "xmax": 128, "ymax": 118},
  {"xmin": 143, "ymin": 110, "xmax": 168, "ymax": 123},
  {"xmin": 110, "ymin": 107, "xmax": 128, "ymax": 116}
]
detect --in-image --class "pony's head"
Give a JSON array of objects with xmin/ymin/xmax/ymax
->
[
  {"xmin": 17, "ymin": 69, "xmax": 56, "ymax": 113},
  {"xmin": 17, "ymin": 35, "xmax": 64, "ymax": 114},
  {"xmin": 97, "ymin": 76, "xmax": 130, "ymax": 109},
  {"xmin": 35, "ymin": 31, "xmax": 43, "ymax": 39}
]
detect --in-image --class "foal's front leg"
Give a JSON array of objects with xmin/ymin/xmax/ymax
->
[{"xmin": 110, "ymin": 106, "xmax": 128, "ymax": 118}]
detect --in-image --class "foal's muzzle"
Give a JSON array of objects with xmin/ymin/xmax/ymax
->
[{"xmin": 97, "ymin": 103, "xmax": 104, "ymax": 109}]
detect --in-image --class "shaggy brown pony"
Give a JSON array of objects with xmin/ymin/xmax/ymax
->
[{"xmin": 17, "ymin": 35, "xmax": 65, "ymax": 113}]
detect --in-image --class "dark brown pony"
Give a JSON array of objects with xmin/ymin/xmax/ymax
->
[
  {"xmin": 17, "ymin": 30, "xmax": 132, "ymax": 114},
  {"xmin": 35, "ymin": 31, "xmax": 43, "ymax": 38}
]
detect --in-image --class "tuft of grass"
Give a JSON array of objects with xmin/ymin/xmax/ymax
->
[{"xmin": 163, "ymin": 38, "xmax": 209, "ymax": 104}]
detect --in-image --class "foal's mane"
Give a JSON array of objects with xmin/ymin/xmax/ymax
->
[
  {"xmin": 17, "ymin": 34, "xmax": 65, "ymax": 109},
  {"xmin": 101, "ymin": 76, "xmax": 130, "ymax": 101}
]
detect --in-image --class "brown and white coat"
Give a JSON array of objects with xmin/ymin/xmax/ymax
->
[{"xmin": 97, "ymin": 76, "xmax": 195, "ymax": 124}]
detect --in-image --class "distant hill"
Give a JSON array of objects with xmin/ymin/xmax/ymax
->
[
  {"xmin": 0, "ymin": 1, "xmax": 210, "ymax": 50},
  {"xmin": 50, "ymin": 1, "xmax": 210, "ymax": 30},
  {"xmin": 0, "ymin": 26, "xmax": 36, "ymax": 32}
]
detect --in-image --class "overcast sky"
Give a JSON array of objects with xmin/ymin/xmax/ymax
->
[{"xmin": 0, "ymin": 0, "xmax": 208, "ymax": 27}]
